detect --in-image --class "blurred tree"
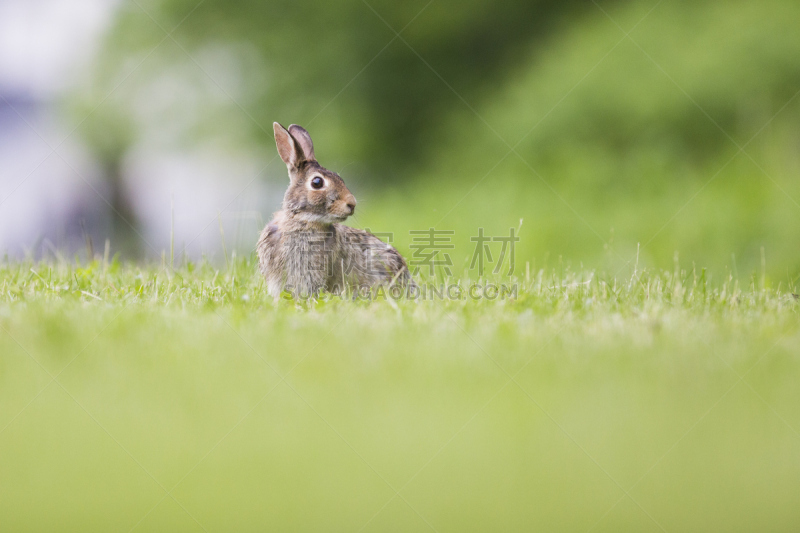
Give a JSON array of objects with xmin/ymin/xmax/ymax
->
[
  {"xmin": 78, "ymin": 0, "xmax": 586, "ymax": 175},
  {"xmin": 71, "ymin": 101, "xmax": 141, "ymax": 256}
]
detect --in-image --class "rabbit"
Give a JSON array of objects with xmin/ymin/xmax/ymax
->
[{"xmin": 257, "ymin": 122, "xmax": 412, "ymax": 299}]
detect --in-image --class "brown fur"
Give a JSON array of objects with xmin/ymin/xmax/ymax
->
[{"xmin": 257, "ymin": 123, "xmax": 411, "ymax": 299}]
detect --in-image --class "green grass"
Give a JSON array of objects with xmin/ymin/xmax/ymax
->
[{"xmin": 1, "ymin": 257, "xmax": 799, "ymax": 532}]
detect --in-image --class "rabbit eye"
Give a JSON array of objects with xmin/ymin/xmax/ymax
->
[{"xmin": 310, "ymin": 176, "xmax": 325, "ymax": 189}]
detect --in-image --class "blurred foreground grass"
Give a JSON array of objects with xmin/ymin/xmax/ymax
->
[{"xmin": 1, "ymin": 258, "xmax": 799, "ymax": 532}]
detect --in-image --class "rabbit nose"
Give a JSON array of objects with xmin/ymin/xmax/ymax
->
[{"xmin": 346, "ymin": 197, "xmax": 356, "ymax": 214}]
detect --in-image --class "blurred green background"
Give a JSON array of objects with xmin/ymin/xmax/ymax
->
[{"xmin": 71, "ymin": 0, "xmax": 800, "ymax": 279}]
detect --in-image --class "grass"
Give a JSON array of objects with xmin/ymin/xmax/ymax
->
[{"xmin": 1, "ymin": 256, "xmax": 799, "ymax": 532}]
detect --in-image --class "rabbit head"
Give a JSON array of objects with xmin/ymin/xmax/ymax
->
[{"xmin": 273, "ymin": 122, "xmax": 357, "ymax": 224}]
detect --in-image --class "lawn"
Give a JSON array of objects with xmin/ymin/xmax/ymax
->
[{"xmin": 1, "ymin": 257, "xmax": 799, "ymax": 532}]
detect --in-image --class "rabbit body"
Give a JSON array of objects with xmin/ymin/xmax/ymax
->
[{"xmin": 258, "ymin": 123, "xmax": 410, "ymax": 299}]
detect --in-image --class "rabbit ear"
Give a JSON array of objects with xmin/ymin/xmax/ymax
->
[
  {"xmin": 273, "ymin": 122, "xmax": 304, "ymax": 170},
  {"xmin": 288, "ymin": 124, "xmax": 315, "ymax": 162}
]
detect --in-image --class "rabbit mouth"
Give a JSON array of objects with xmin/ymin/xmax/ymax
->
[{"xmin": 293, "ymin": 211, "xmax": 349, "ymax": 224}]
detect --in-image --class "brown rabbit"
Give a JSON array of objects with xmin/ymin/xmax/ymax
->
[{"xmin": 257, "ymin": 122, "xmax": 411, "ymax": 299}]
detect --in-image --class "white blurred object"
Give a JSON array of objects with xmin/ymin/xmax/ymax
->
[
  {"xmin": 0, "ymin": 0, "xmax": 279, "ymax": 260},
  {"xmin": 0, "ymin": 0, "xmax": 119, "ymax": 97},
  {"xmin": 124, "ymin": 145, "xmax": 279, "ymax": 259},
  {"xmin": 0, "ymin": 115, "xmax": 280, "ymax": 258},
  {"xmin": 0, "ymin": 105, "xmax": 104, "ymax": 255},
  {"xmin": 0, "ymin": 0, "xmax": 118, "ymax": 256}
]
